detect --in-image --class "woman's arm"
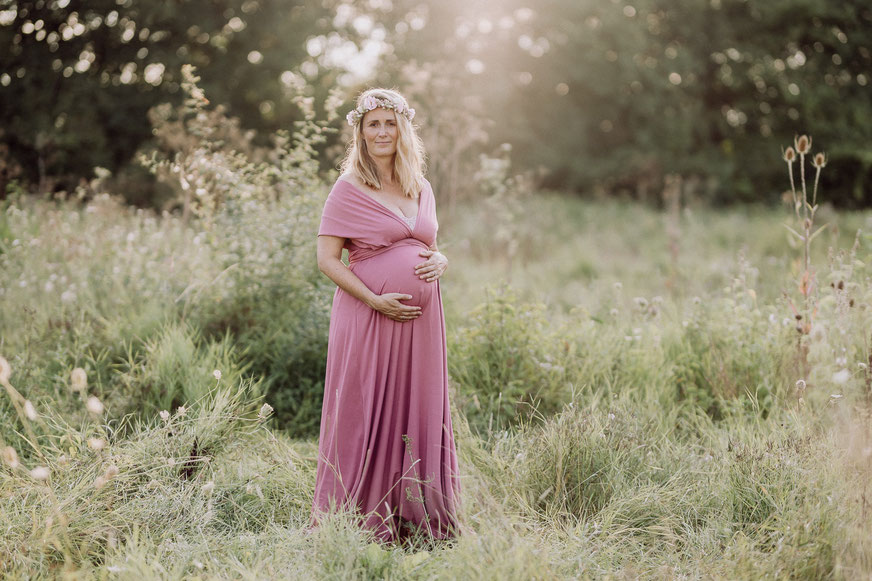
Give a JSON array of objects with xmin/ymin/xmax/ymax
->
[{"xmin": 317, "ymin": 235, "xmax": 422, "ymax": 322}]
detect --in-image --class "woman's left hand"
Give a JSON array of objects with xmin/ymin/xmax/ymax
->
[{"xmin": 415, "ymin": 250, "xmax": 448, "ymax": 282}]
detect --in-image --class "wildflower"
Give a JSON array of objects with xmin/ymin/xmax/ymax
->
[
  {"xmin": 212, "ymin": 369, "xmax": 222, "ymax": 380},
  {"xmin": 633, "ymin": 296, "xmax": 648, "ymax": 308},
  {"xmin": 88, "ymin": 437, "xmax": 106, "ymax": 451},
  {"xmin": 24, "ymin": 400, "xmax": 37, "ymax": 421},
  {"xmin": 2, "ymin": 446, "xmax": 20, "ymax": 469},
  {"xmin": 0, "ymin": 355, "xmax": 11, "ymax": 384},
  {"xmin": 832, "ymin": 369, "xmax": 850, "ymax": 385},
  {"xmin": 795, "ymin": 379, "xmax": 807, "ymax": 391},
  {"xmin": 86, "ymin": 396, "xmax": 104, "ymax": 415},
  {"xmin": 176, "ymin": 405, "xmax": 187, "ymax": 417},
  {"xmin": 257, "ymin": 403, "xmax": 274, "ymax": 421},
  {"xmin": 782, "ymin": 146, "xmax": 796, "ymax": 163},
  {"xmin": 70, "ymin": 368, "xmax": 87, "ymax": 392},
  {"xmin": 159, "ymin": 410, "xmax": 170, "ymax": 421},
  {"xmin": 30, "ymin": 466, "xmax": 50, "ymax": 480},
  {"xmin": 794, "ymin": 134, "xmax": 811, "ymax": 155},
  {"xmin": 812, "ymin": 152, "xmax": 827, "ymax": 169}
]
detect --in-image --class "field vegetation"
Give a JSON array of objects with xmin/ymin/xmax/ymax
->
[{"xmin": 2, "ymin": 71, "xmax": 872, "ymax": 579}]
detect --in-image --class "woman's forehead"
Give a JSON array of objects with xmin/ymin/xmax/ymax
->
[{"xmin": 362, "ymin": 107, "xmax": 397, "ymax": 122}]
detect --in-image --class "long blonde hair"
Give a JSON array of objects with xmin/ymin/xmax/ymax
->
[{"xmin": 340, "ymin": 88, "xmax": 426, "ymax": 198}]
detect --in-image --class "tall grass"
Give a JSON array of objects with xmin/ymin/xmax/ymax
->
[{"xmin": 2, "ymin": 73, "xmax": 871, "ymax": 576}]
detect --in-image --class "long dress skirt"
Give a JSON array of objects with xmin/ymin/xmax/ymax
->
[{"xmin": 309, "ymin": 177, "xmax": 462, "ymax": 542}]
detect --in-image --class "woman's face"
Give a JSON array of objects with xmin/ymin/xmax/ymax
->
[{"xmin": 361, "ymin": 107, "xmax": 398, "ymax": 159}]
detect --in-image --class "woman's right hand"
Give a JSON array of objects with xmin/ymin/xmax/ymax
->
[{"xmin": 371, "ymin": 293, "xmax": 422, "ymax": 322}]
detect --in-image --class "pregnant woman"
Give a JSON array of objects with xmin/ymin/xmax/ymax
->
[{"xmin": 310, "ymin": 88, "xmax": 462, "ymax": 544}]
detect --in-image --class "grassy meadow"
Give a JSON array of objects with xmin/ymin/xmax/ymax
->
[{"xmin": 2, "ymin": 180, "xmax": 872, "ymax": 579}]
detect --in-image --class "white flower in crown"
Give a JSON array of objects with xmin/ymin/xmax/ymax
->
[{"xmin": 346, "ymin": 96, "xmax": 416, "ymax": 126}]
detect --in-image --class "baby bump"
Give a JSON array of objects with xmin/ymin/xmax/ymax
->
[{"xmin": 352, "ymin": 243, "xmax": 435, "ymax": 308}]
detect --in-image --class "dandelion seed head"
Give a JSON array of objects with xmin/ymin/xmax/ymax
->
[
  {"xmin": 24, "ymin": 400, "xmax": 37, "ymax": 421},
  {"xmin": 86, "ymin": 396, "xmax": 104, "ymax": 415},
  {"xmin": 2, "ymin": 446, "xmax": 20, "ymax": 469},
  {"xmin": 0, "ymin": 356, "xmax": 11, "ymax": 384},
  {"xmin": 30, "ymin": 466, "xmax": 50, "ymax": 480},
  {"xmin": 70, "ymin": 367, "xmax": 87, "ymax": 392}
]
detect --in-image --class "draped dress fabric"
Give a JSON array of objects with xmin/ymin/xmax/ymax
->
[{"xmin": 310, "ymin": 177, "xmax": 462, "ymax": 543}]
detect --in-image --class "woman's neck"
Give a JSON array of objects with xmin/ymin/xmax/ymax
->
[{"xmin": 372, "ymin": 157, "xmax": 394, "ymax": 188}]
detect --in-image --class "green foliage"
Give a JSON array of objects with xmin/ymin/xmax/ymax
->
[{"xmin": 449, "ymin": 286, "xmax": 572, "ymax": 436}]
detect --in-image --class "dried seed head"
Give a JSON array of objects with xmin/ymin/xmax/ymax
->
[
  {"xmin": 782, "ymin": 146, "xmax": 796, "ymax": 163},
  {"xmin": 159, "ymin": 410, "xmax": 170, "ymax": 422},
  {"xmin": 95, "ymin": 475, "xmax": 108, "ymax": 490},
  {"xmin": 70, "ymin": 368, "xmax": 87, "ymax": 392},
  {"xmin": 202, "ymin": 481, "xmax": 215, "ymax": 496},
  {"xmin": 86, "ymin": 396, "xmax": 104, "ymax": 415},
  {"xmin": 88, "ymin": 437, "xmax": 106, "ymax": 451},
  {"xmin": 2, "ymin": 446, "xmax": 20, "ymax": 469},
  {"xmin": 794, "ymin": 134, "xmax": 811, "ymax": 155},
  {"xmin": 212, "ymin": 369, "xmax": 222, "ymax": 380},
  {"xmin": 812, "ymin": 152, "xmax": 827, "ymax": 169},
  {"xmin": 0, "ymin": 356, "xmax": 11, "ymax": 384},
  {"xmin": 258, "ymin": 403, "xmax": 274, "ymax": 421},
  {"xmin": 105, "ymin": 465, "xmax": 119, "ymax": 478},
  {"xmin": 176, "ymin": 405, "xmax": 187, "ymax": 417},
  {"xmin": 24, "ymin": 400, "xmax": 37, "ymax": 421},
  {"xmin": 795, "ymin": 379, "xmax": 807, "ymax": 391},
  {"xmin": 30, "ymin": 466, "xmax": 50, "ymax": 480},
  {"xmin": 837, "ymin": 280, "xmax": 844, "ymax": 290}
]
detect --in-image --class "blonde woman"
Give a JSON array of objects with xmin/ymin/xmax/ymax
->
[{"xmin": 310, "ymin": 88, "xmax": 462, "ymax": 544}]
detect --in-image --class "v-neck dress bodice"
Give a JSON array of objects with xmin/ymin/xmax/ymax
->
[{"xmin": 310, "ymin": 177, "xmax": 461, "ymax": 543}]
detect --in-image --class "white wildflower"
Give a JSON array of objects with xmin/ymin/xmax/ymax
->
[
  {"xmin": 257, "ymin": 403, "xmax": 274, "ymax": 421},
  {"xmin": 2, "ymin": 446, "xmax": 20, "ymax": 469},
  {"xmin": 70, "ymin": 367, "xmax": 87, "ymax": 392},
  {"xmin": 24, "ymin": 400, "xmax": 37, "ymax": 421},
  {"xmin": 212, "ymin": 370, "xmax": 222, "ymax": 380},
  {"xmin": 86, "ymin": 396, "xmax": 104, "ymax": 414},
  {"xmin": 0, "ymin": 355, "xmax": 11, "ymax": 384},
  {"xmin": 30, "ymin": 466, "xmax": 50, "ymax": 480}
]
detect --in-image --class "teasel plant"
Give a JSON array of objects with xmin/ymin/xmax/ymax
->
[{"xmin": 781, "ymin": 134, "xmax": 828, "ymax": 377}]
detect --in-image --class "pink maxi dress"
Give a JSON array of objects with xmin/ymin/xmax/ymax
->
[{"xmin": 310, "ymin": 177, "xmax": 462, "ymax": 543}]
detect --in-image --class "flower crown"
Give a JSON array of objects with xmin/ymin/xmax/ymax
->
[{"xmin": 346, "ymin": 95, "xmax": 415, "ymax": 127}]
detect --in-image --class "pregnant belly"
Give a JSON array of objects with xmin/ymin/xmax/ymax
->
[{"xmin": 352, "ymin": 243, "xmax": 435, "ymax": 308}]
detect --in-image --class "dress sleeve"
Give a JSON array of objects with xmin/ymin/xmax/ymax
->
[{"xmin": 318, "ymin": 184, "xmax": 352, "ymax": 238}]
